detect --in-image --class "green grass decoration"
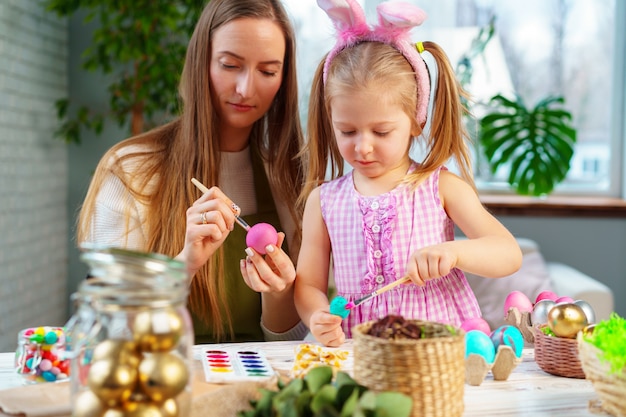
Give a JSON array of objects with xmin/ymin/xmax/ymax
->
[{"xmin": 583, "ymin": 313, "xmax": 626, "ymax": 374}]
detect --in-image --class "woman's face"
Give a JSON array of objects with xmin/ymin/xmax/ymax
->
[{"xmin": 210, "ymin": 18, "xmax": 285, "ymax": 148}]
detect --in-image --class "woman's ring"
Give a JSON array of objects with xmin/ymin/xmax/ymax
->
[{"xmin": 201, "ymin": 211, "xmax": 208, "ymax": 224}]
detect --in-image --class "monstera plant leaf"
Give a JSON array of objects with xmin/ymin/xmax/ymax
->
[{"xmin": 479, "ymin": 94, "xmax": 577, "ymax": 196}]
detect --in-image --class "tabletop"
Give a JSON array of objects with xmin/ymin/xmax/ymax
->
[{"xmin": 0, "ymin": 340, "xmax": 607, "ymax": 417}]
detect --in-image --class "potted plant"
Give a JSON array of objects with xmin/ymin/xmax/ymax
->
[
  {"xmin": 478, "ymin": 94, "xmax": 577, "ymax": 196},
  {"xmin": 43, "ymin": 0, "xmax": 206, "ymax": 144}
]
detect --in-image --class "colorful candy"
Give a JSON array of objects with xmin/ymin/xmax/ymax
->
[{"xmin": 15, "ymin": 326, "xmax": 70, "ymax": 383}]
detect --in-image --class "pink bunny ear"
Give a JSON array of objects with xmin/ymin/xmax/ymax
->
[
  {"xmin": 376, "ymin": 2, "xmax": 427, "ymax": 30},
  {"xmin": 318, "ymin": 0, "xmax": 370, "ymax": 83},
  {"xmin": 372, "ymin": 2, "xmax": 430, "ymax": 126},
  {"xmin": 317, "ymin": 0, "xmax": 368, "ymax": 35},
  {"xmin": 318, "ymin": 0, "xmax": 431, "ymax": 126}
]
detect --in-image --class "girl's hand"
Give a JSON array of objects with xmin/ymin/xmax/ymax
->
[
  {"xmin": 180, "ymin": 186, "xmax": 238, "ymax": 276},
  {"xmin": 240, "ymin": 232, "xmax": 296, "ymax": 293},
  {"xmin": 309, "ymin": 309, "xmax": 345, "ymax": 347},
  {"xmin": 405, "ymin": 243, "xmax": 458, "ymax": 286}
]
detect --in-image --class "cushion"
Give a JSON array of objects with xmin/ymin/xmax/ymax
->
[{"xmin": 464, "ymin": 248, "xmax": 554, "ymax": 331}]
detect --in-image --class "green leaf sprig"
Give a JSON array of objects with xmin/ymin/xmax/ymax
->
[
  {"xmin": 237, "ymin": 366, "xmax": 413, "ymax": 417},
  {"xmin": 583, "ymin": 313, "xmax": 626, "ymax": 374}
]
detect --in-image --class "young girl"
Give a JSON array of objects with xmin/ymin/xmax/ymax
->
[{"xmin": 294, "ymin": 0, "xmax": 523, "ymax": 347}]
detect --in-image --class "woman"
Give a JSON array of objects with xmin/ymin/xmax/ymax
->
[{"xmin": 77, "ymin": 0, "xmax": 307, "ymax": 343}]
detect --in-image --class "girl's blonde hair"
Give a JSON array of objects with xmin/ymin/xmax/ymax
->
[
  {"xmin": 299, "ymin": 41, "xmax": 474, "ymax": 208},
  {"xmin": 77, "ymin": 0, "xmax": 304, "ymax": 341}
]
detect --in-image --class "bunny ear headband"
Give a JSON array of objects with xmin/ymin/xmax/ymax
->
[{"xmin": 318, "ymin": 0, "xmax": 431, "ymax": 126}]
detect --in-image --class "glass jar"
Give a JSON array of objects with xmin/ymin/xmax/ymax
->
[
  {"xmin": 68, "ymin": 247, "xmax": 193, "ymax": 417},
  {"xmin": 14, "ymin": 326, "xmax": 70, "ymax": 383}
]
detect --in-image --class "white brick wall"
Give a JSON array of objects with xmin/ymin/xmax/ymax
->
[{"xmin": 0, "ymin": 0, "xmax": 68, "ymax": 351}]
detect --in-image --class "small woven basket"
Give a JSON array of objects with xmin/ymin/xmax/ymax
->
[
  {"xmin": 534, "ymin": 324, "xmax": 585, "ymax": 378},
  {"xmin": 578, "ymin": 329, "xmax": 626, "ymax": 417},
  {"xmin": 353, "ymin": 320, "xmax": 465, "ymax": 417}
]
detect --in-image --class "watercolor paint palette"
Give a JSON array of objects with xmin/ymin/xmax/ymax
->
[{"xmin": 201, "ymin": 347, "xmax": 275, "ymax": 383}]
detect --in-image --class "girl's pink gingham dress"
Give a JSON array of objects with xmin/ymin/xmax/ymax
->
[{"xmin": 320, "ymin": 163, "xmax": 481, "ymax": 337}]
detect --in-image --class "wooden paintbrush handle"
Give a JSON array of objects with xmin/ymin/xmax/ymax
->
[{"xmin": 373, "ymin": 275, "xmax": 411, "ymax": 295}]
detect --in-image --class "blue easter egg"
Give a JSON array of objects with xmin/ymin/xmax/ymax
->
[
  {"xmin": 465, "ymin": 330, "xmax": 496, "ymax": 363},
  {"xmin": 329, "ymin": 296, "xmax": 350, "ymax": 319},
  {"xmin": 490, "ymin": 325, "xmax": 524, "ymax": 358}
]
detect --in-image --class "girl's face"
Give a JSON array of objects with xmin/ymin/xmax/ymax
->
[
  {"xmin": 210, "ymin": 18, "xmax": 285, "ymax": 149},
  {"xmin": 331, "ymin": 89, "xmax": 414, "ymax": 193}
]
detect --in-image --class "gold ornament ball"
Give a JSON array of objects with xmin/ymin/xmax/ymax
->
[
  {"xmin": 122, "ymin": 401, "xmax": 166, "ymax": 417},
  {"xmin": 133, "ymin": 309, "xmax": 184, "ymax": 352},
  {"xmin": 101, "ymin": 408, "xmax": 125, "ymax": 417},
  {"xmin": 87, "ymin": 359, "xmax": 138, "ymax": 405},
  {"xmin": 547, "ymin": 303, "xmax": 588, "ymax": 338},
  {"xmin": 161, "ymin": 398, "xmax": 179, "ymax": 417},
  {"xmin": 138, "ymin": 353, "xmax": 189, "ymax": 401},
  {"xmin": 73, "ymin": 390, "xmax": 105, "ymax": 417},
  {"xmin": 91, "ymin": 339, "xmax": 141, "ymax": 368}
]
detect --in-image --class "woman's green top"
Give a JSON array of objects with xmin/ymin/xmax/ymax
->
[{"xmin": 192, "ymin": 150, "xmax": 288, "ymax": 343}]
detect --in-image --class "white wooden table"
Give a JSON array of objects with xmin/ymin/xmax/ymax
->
[{"xmin": 0, "ymin": 340, "xmax": 607, "ymax": 416}]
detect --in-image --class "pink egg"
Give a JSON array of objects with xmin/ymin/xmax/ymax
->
[
  {"xmin": 460, "ymin": 317, "xmax": 491, "ymax": 335},
  {"xmin": 555, "ymin": 295, "xmax": 575, "ymax": 304},
  {"xmin": 534, "ymin": 290, "xmax": 558, "ymax": 304},
  {"xmin": 503, "ymin": 291, "xmax": 533, "ymax": 315},
  {"xmin": 246, "ymin": 223, "xmax": 278, "ymax": 255}
]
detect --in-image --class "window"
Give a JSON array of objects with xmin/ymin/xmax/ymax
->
[{"xmin": 284, "ymin": 0, "xmax": 624, "ymax": 197}]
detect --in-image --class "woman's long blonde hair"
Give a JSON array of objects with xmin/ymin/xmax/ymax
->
[
  {"xmin": 299, "ymin": 41, "xmax": 474, "ymax": 208},
  {"xmin": 77, "ymin": 0, "xmax": 304, "ymax": 341}
]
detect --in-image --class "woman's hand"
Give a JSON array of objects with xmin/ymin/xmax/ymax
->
[
  {"xmin": 240, "ymin": 232, "xmax": 295, "ymax": 293},
  {"xmin": 309, "ymin": 309, "xmax": 345, "ymax": 347},
  {"xmin": 179, "ymin": 186, "xmax": 238, "ymax": 276}
]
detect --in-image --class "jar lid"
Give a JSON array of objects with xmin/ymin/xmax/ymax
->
[{"xmin": 79, "ymin": 245, "xmax": 187, "ymax": 282}]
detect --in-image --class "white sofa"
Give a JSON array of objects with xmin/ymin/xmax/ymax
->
[{"xmin": 464, "ymin": 237, "xmax": 614, "ymax": 330}]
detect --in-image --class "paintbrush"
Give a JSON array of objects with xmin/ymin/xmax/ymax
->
[
  {"xmin": 345, "ymin": 275, "xmax": 412, "ymax": 309},
  {"xmin": 191, "ymin": 177, "xmax": 251, "ymax": 231}
]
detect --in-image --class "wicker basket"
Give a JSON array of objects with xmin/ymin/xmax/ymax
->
[
  {"xmin": 534, "ymin": 324, "xmax": 585, "ymax": 378},
  {"xmin": 578, "ymin": 330, "xmax": 626, "ymax": 417},
  {"xmin": 353, "ymin": 320, "xmax": 465, "ymax": 417}
]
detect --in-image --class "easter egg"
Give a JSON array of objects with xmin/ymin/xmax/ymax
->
[
  {"xmin": 530, "ymin": 299, "xmax": 556, "ymax": 325},
  {"xmin": 246, "ymin": 223, "xmax": 279, "ymax": 255},
  {"xmin": 329, "ymin": 296, "xmax": 350, "ymax": 319},
  {"xmin": 555, "ymin": 295, "xmax": 575, "ymax": 304},
  {"xmin": 465, "ymin": 330, "xmax": 496, "ymax": 364},
  {"xmin": 547, "ymin": 303, "xmax": 588, "ymax": 338},
  {"xmin": 534, "ymin": 290, "xmax": 558, "ymax": 304},
  {"xmin": 504, "ymin": 291, "xmax": 533, "ymax": 315},
  {"xmin": 460, "ymin": 317, "xmax": 491, "ymax": 335},
  {"xmin": 490, "ymin": 325, "xmax": 524, "ymax": 357},
  {"xmin": 573, "ymin": 300, "xmax": 596, "ymax": 324}
]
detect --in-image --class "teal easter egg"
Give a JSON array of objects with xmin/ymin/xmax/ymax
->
[
  {"xmin": 465, "ymin": 330, "xmax": 496, "ymax": 364},
  {"xmin": 490, "ymin": 325, "xmax": 524, "ymax": 358},
  {"xmin": 329, "ymin": 296, "xmax": 350, "ymax": 319}
]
